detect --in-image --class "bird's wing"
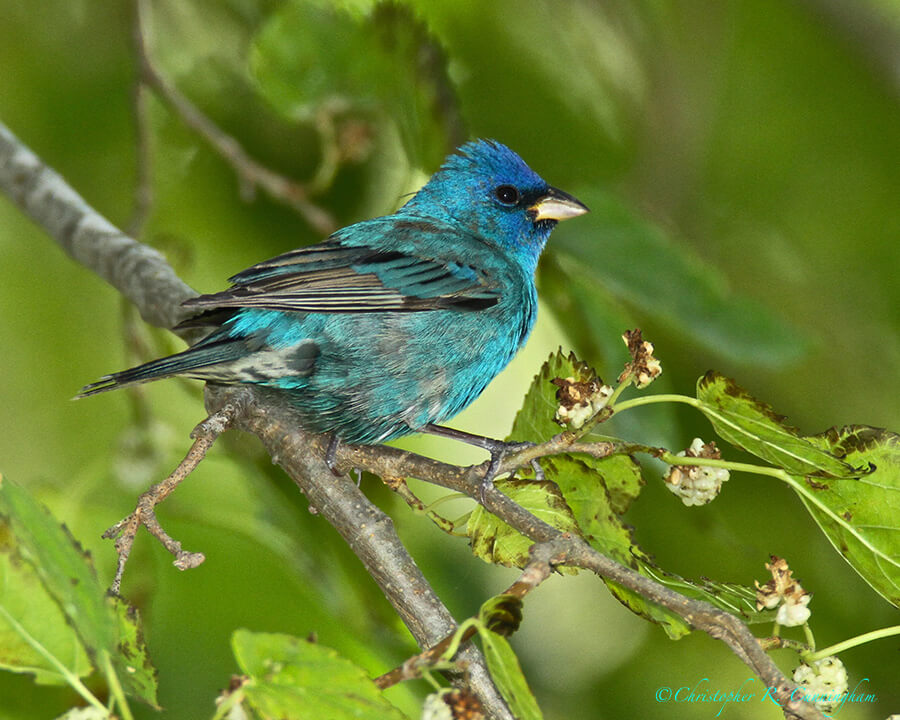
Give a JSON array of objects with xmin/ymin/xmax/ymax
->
[{"xmin": 181, "ymin": 223, "xmax": 501, "ymax": 316}]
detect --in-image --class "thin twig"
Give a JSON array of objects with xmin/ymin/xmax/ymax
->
[
  {"xmin": 127, "ymin": 0, "xmax": 154, "ymax": 242},
  {"xmin": 103, "ymin": 405, "xmax": 236, "ymax": 594},
  {"xmin": 382, "ymin": 475, "xmax": 458, "ymax": 535},
  {"xmin": 374, "ymin": 540, "xmax": 558, "ymax": 689},
  {"xmin": 132, "ymin": 0, "xmax": 337, "ymax": 236}
]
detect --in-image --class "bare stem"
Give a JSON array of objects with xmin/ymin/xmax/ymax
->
[
  {"xmin": 132, "ymin": 0, "xmax": 337, "ymax": 236},
  {"xmin": 127, "ymin": 0, "xmax": 154, "ymax": 239},
  {"xmin": 102, "ymin": 405, "xmax": 236, "ymax": 594},
  {"xmin": 374, "ymin": 541, "xmax": 558, "ymax": 690}
]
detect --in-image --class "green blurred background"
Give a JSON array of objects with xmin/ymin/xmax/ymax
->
[{"xmin": 0, "ymin": 0, "xmax": 897, "ymax": 718}]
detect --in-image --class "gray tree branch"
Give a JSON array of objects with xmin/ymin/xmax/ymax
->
[{"xmin": 0, "ymin": 123, "xmax": 197, "ymax": 336}]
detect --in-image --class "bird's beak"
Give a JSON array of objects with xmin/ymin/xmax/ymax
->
[{"xmin": 529, "ymin": 187, "xmax": 589, "ymax": 222}]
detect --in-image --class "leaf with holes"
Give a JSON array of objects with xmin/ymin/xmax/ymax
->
[
  {"xmin": 232, "ymin": 630, "xmax": 406, "ymax": 720},
  {"xmin": 791, "ymin": 426, "xmax": 900, "ymax": 607},
  {"xmin": 696, "ymin": 372, "xmax": 854, "ymax": 477}
]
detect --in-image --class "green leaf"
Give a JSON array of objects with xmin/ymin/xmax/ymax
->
[
  {"xmin": 507, "ymin": 348, "xmax": 584, "ymax": 444},
  {"xmin": 0, "ymin": 478, "xmax": 116, "ymax": 657},
  {"xmin": 550, "ymin": 190, "xmax": 807, "ymax": 369},
  {"xmin": 467, "ymin": 479, "xmax": 579, "ymax": 573},
  {"xmin": 544, "ymin": 454, "xmax": 689, "ymax": 639},
  {"xmin": 792, "ymin": 426, "xmax": 900, "ymax": 607},
  {"xmin": 0, "ymin": 545, "xmax": 93, "ymax": 684},
  {"xmin": 635, "ymin": 564, "xmax": 774, "ymax": 624},
  {"xmin": 251, "ymin": 2, "xmax": 383, "ymax": 115},
  {"xmin": 477, "ymin": 630, "xmax": 543, "ymax": 720},
  {"xmin": 506, "ymin": 350, "xmax": 642, "ymax": 514},
  {"xmin": 0, "ymin": 477, "xmax": 158, "ymax": 706},
  {"xmin": 696, "ymin": 371, "xmax": 854, "ymax": 477},
  {"xmin": 232, "ymin": 630, "xmax": 407, "ymax": 720},
  {"xmin": 111, "ymin": 599, "xmax": 158, "ymax": 706},
  {"xmin": 496, "ymin": 353, "xmax": 771, "ymax": 636},
  {"xmin": 503, "ymin": 351, "xmax": 688, "ymax": 636}
]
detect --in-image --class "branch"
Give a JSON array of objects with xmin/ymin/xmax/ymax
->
[
  {"xmin": 0, "ymin": 122, "xmax": 197, "ymax": 337},
  {"xmin": 0, "ymin": 121, "xmax": 823, "ymax": 720},
  {"xmin": 375, "ymin": 541, "xmax": 556, "ymax": 689},
  {"xmin": 204, "ymin": 386, "xmax": 513, "ymax": 720},
  {"xmin": 132, "ymin": 0, "xmax": 338, "ymax": 236},
  {"xmin": 102, "ymin": 408, "xmax": 234, "ymax": 594}
]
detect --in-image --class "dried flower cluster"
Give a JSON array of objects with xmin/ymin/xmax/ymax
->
[
  {"xmin": 552, "ymin": 375, "xmax": 613, "ymax": 429},
  {"xmin": 619, "ymin": 329, "xmax": 661, "ymax": 389},
  {"xmin": 755, "ymin": 555, "xmax": 812, "ymax": 627}
]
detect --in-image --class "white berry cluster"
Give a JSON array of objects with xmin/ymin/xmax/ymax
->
[
  {"xmin": 792, "ymin": 657, "xmax": 848, "ymax": 713},
  {"xmin": 663, "ymin": 438, "xmax": 730, "ymax": 506}
]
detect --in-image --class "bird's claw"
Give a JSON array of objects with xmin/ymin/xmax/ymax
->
[
  {"xmin": 479, "ymin": 451, "xmax": 501, "ymax": 505},
  {"xmin": 325, "ymin": 434, "xmax": 343, "ymax": 477},
  {"xmin": 478, "ymin": 439, "xmax": 543, "ymax": 504}
]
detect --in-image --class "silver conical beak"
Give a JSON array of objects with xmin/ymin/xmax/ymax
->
[{"xmin": 529, "ymin": 187, "xmax": 589, "ymax": 222}]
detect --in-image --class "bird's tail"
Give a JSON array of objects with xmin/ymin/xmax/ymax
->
[{"xmin": 75, "ymin": 338, "xmax": 243, "ymax": 398}]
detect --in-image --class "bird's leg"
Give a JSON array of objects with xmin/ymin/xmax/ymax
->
[
  {"xmin": 421, "ymin": 424, "xmax": 544, "ymax": 502},
  {"xmin": 325, "ymin": 434, "xmax": 343, "ymax": 476}
]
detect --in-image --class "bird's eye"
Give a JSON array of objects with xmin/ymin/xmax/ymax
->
[{"xmin": 494, "ymin": 184, "xmax": 520, "ymax": 206}]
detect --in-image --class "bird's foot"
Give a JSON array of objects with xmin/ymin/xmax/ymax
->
[
  {"xmin": 478, "ymin": 438, "xmax": 544, "ymax": 502},
  {"xmin": 420, "ymin": 425, "xmax": 544, "ymax": 504},
  {"xmin": 325, "ymin": 434, "xmax": 364, "ymax": 485},
  {"xmin": 325, "ymin": 434, "xmax": 343, "ymax": 476}
]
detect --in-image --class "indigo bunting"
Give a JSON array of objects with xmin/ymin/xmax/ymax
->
[{"xmin": 80, "ymin": 140, "xmax": 587, "ymax": 468}]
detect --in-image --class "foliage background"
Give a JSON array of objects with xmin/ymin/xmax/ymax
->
[{"xmin": 0, "ymin": 0, "xmax": 897, "ymax": 718}]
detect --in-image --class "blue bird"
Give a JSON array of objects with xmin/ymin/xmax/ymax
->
[{"xmin": 79, "ymin": 140, "xmax": 588, "ymax": 473}]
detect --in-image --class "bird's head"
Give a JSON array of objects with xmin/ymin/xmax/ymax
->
[{"xmin": 404, "ymin": 140, "xmax": 588, "ymax": 272}]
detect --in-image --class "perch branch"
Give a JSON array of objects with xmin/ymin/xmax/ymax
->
[{"xmin": 204, "ymin": 384, "xmax": 514, "ymax": 719}]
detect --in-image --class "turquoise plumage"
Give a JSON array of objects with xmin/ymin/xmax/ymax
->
[{"xmin": 79, "ymin": 140, "xmax": 588, "ymax": 449}]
